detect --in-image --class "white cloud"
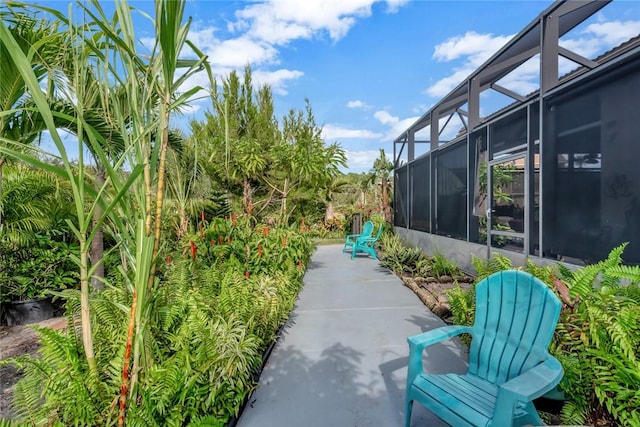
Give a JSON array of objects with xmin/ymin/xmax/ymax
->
[
  {"xmin": 374, "ymin": 110, "xmax": 419, "ymax": 140},
  {"xmin": 583, "ymin": 20, "xmax": 640, "ymax": 47},
  {"xmin": 346, "ymin": 100, "xmax": 370, "ymax": 109},
  {"xmin": 252, "ymin": 69, "xmax": 304, "ymax": 95},
  {"xmin": 176, "ymin": 102, "xmax": 203, "ymax": 116},
  {"xmin": 494, "ymin": 55, "xmax": 540, "ymax": 96},
  {"xmin": 426, "ymin": 68, "xmax": 473, "ymax": 98},
  {"xmin": 433, "ymin": 31, "xmax": 513, "ymax": 65},
  {"xmin": 426, "ymin": 18, "xmax": 640, "ymax": 101},
  {"xmin": 345, "ymin": 149, "xmax": 382, "ymax": 170},
  {"xmin": 385, "ymin": 0, "xmax": 409, "ymax": 13},
  {"xmin": 176, "ymin": 1, "xmax": 409, "ymax": 99},
  {"xmin": 236, "ymin": 0, "xmax": 377, "ymax": 45},
  {"xmin": 210, "ymin": 37, "xmax": 279, "ymax": 69},
  {"xmin": 426, "ymin": 31, "xmax": 514, "ymax": 98},
  {"xmin": 558, "ymin": 19, "xmax": 640, "ymax": 75},
  {"xmin": 321, "ymin": 124, "xmax": 383, "ymax": 140}
]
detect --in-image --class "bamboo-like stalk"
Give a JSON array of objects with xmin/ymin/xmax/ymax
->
[
  {"xmin": 3, "ymin": 1, "xmax": 212, "ymax": 423},
  {"xmin": 79, "ymin": 237, "xmax": 97, "ymax": 373},
  {"xmin": 147, "ymin": 107, "xmax": 170, "ymax": 291}
]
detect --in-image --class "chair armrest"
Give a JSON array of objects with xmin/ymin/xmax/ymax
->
[
  {"xmin": 498, "ymin": 357, "xmax": 564, "ymax": 401},
  {"xmin": 356, "ymin": 236, "xmax": 376, "ymax": 244},
  {"xmin": 406, "ymin": 325, "xmax": 473, "ymax": 386},
  {"xmin": 407, "ymin": 325, "xmax": 473, "ymax": 353},
  {"xmin": 345, "ymin": 233, "xmax": 361, "ymax": 242}
]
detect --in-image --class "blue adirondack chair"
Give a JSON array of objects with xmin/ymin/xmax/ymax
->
[
  {"xmin": 343, "ymin": 221, "xmax": 374, "ymax": 255},
  {"xmin": 351, "ymin": 224, "xmax": 383, "ymax": 260},
  {"xmin": 405, "ymin": 270, "xmax": 563, "ymax": 427}
]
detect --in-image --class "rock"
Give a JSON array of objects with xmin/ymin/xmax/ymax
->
[
  {"xmin": 438, "ymin": 275, "xmax": 453, "ymax": 283},
  {"xmin": 454, "ymin": 275, "xmax": 474, "ymax": 283},
  {"xmin": 432, "ymin": 304, "xmax": 451, "ymax": 318}
]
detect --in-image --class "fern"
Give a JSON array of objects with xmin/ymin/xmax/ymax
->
[
  {"xmin": 431, "ymin": 251, "xmax": 459, "ymax": 277},
  {"xmin": 551, "ymin": 244, "xmax": 640, "ymax": 426},
  {"xmin": 471, "ymin": 253, "xmax": 513, "ymax": 282},
  {"xmin": 524, "ymin": 259, "xmax": 555, "ymax": 285},
  {"xmin": 607, "ymin": 264, "xmax": 640, "ymax": 284}
]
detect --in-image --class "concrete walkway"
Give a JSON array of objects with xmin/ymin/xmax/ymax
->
[{"xmin": 237, "ymin": 244, "xmax": 469, "ymax": 427}]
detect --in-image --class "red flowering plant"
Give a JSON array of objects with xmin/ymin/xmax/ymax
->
[{"xmin": 165, "ymin": 212, "xmax": 314, "ymax": 280}]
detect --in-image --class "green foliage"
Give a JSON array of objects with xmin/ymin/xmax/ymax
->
[
  {"xmin": 0, "ymin": 234, "xmax": 78, "ymax": 302},
  {"xmin": 194, "ymin": 68, "xmax": 346, "ymax": 223},
  {"xmin": 471, "ymin": 253, "xmax": 513, "ymax": 282},
  {"xmin": 5, "ymin": 220, "xmax": 313, "ymax": 425},
  {"xmin": 0, "ymin": 163, "xmax": 75, "ymax": 245},
  {"xmin": 446, "ymin": 284, "xmax": 475, "ymax": 347},
  {"xmin": 5, "ymin": 326, "xmax": 108, "ymax": 425},
  {"xmin": 378, "ymin": 233, "xmax": 425, "ymax": 276},
  {"xmin": 551, "ymin": 243, "xmax": 640, "ymax": 426},
  {"xmin": 431, "ymin": 252, "xmax": 460, "ymax": 277},
  {"xmin": 446, "ymin": 284, "xmax": 474, "ymax": 326},
  {"xmin": 1, "ymin": 1, "xmax": 316, "ymax": 426}
]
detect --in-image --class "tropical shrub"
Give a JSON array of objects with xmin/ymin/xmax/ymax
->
[
  {"xmin": 551, "ymin": 244, "xmax": 640, "ymax": 426},
  {"xmin": 378, "ymin": 233, "xmax": 425, "ymax": 276},
  {"xmin": 0, "ymin": 0, "xmax": 323, "ymax": 424},
  {"xmin": 3, "ymin": 220, "xmax": 312, "ymax": 425},
  {"xmin": 0, "ymin": 235, "xmax": 78, "ymax": 303}
]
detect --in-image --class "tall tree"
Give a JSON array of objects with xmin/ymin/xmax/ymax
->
[
  {"xmin": 370, "ymin": 148, "xmax": 393, "ymax": 222},
  {"xmin": 0, "ymin": 9, "xmax": 65, "ymax": 228},
  {"xmin": 194, "ymin": 66, "xmax": 275, "ymax": 214},
  {"xmin": 1, "ymin": 2, "xmax": 211, "ymax": 424},
  {"xmin": 263, "ymin": 99, "xmax": 346, "ymax": 220}
]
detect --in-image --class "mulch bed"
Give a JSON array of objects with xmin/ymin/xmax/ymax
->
[{"xmin": 399, "ymin": 273, "xmax": 474, "ymax": 322}]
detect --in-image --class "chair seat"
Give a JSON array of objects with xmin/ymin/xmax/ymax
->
[{"xmin": 411, "ymin": 373, "xmax": 528, "ymax": 427}]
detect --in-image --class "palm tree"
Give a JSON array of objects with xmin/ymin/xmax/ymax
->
[
  {"xmin": 323, "ymin": 176, "xmax": 348, "ymax": 221},
  {"xmin": 370, "ymin": 149, "xmax": 393, "ymax": 222},
  {"xmin": 0, "ymin": 9, "xmax": 65, "ymax": 227},
  {"xmin": 0, "ymin": 163, "xmax": 73, "ymax": 245}
]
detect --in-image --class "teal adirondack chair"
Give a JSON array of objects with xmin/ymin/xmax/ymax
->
[
  {"xmin": 405, "ymin": 270, "xmax": 563, "ymax": 427},
  {"xmin": 343, "ymin": 221, "xmax": 374, "ymax": 255},
  {"xmin": 351, "ymin": 224, "xmax": 383, "ymax": 260}
]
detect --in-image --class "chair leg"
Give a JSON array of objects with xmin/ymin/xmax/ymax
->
[
  {"xmin": 517, "ymin": 402, "xmax": 543, "ymax": 427},
  {"xmin": 404, "ymin": 399, "xmax": 414, "ymax": 427}
]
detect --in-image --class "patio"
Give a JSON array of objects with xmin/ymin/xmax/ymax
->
[{"xmin": 237, "ymin": 244, "xmax": 469, "ymax": 427}]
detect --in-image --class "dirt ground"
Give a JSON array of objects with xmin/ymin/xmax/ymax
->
[{"xmin": 0, "ymin": 317, "xmax": 66, "ymax": 420}]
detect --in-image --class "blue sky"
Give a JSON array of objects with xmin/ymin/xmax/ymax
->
[{"xmin": 36, "ymin": 0, "xmax": 640, "ymax": 172}]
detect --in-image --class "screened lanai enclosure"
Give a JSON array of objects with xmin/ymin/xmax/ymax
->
[{"xmin": 393, "ymin": 0, "xmax": 640, "ymax": 270}]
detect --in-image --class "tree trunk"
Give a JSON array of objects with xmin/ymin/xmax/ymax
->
[
  {"xmin": 242, "ymin": 179, "xmax": 252, "ymax": 213},
  {"xmin": 0, "ymin": 157, "xmax": 5, "ymax": 228},
  {"xmin": 79, "ymin": 237, "xmax": 97, "ymax": 375},
  {"xmin": 281, "ymin": 177, "xmax": 288, "ymax": 218},
  {"xmin": 177, "ymin": 206, "xmax": 188, "ymax": 240},
  {"xmin": 325, "ymin": 201, "xmax": 335, "ymax": 221},
  {"xmin": 381, "ymin": 181, "xmax": 391, "ymax": 222},
  {"xmin": 90, "ymin": 168, "xmax": 105, "ymax": 291}
]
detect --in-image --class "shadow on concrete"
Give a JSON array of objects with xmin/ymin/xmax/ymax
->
[
  {"xmin": 241, "ymin": 342, "xmax": 390, "ymax": 426},
  {"xmin": 405, "ymin": 314, "xmax": 442, "ymax": 333},
  {"xmin": 374, "ymin": 265, "xmax": 396, "ymax": 276},
  {"xmin": 306, "ymin": 260, "xmax": 325, "ymax": 270}
]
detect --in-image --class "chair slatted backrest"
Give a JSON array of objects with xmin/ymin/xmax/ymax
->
[
  {"xmin": 467, "ymin": 270, "xmax": 561, "ymax": 385},
  {"xmin": 361, "ymin": 221, "xmax": 374, "ymax": 237},
  {"xmin": 368, "ymin": 224, "xmax": 384, "ymax": 243}
]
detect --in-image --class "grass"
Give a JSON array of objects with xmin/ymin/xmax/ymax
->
[{"xmin": 313, "ymin": 238, "xmax": 345, "ymax": 245}]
